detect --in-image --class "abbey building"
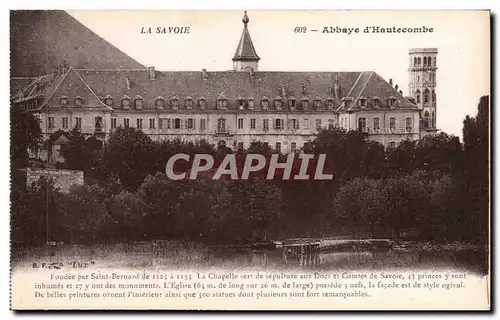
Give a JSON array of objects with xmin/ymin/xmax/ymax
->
[{"xmin": 11, "ymin": 12, "xmax": 438, "ymax": 158}]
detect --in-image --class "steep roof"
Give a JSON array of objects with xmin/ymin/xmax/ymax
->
[
  {"xmin": 73, "ymin": 69, "xmax": 359, "ymax": 111},
  {"xmin": 232, "ymin": 11, "xmax": 260, "ymax": 61},
  {"xmin": 14, "ymin": 67, "xmax": 417, "ymax": 113}
]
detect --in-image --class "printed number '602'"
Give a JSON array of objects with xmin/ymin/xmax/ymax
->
[{"xmin": 294, "ymin": 26, "xmax": 307, "ymax": 33}]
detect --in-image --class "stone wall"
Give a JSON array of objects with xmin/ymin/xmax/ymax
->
[{"xmin": 26, "ymin": 168, "xmax": 84, "ymax": 193}]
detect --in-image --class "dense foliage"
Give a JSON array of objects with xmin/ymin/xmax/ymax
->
[{"xmin": 11, "ymin": 96, "xmax": 490, "ymax": 246}]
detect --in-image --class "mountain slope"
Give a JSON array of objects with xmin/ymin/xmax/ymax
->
[{"xmin": 10, "ymin": 10, "xmax": 145, "ymax": 77}]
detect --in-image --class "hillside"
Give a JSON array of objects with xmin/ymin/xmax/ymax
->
[{"xmin": 10, "ymin": 10, "xmax": 145, "ymax": 77}]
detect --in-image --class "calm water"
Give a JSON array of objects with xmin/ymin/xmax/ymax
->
[{"xmin": 11, "ymin": 241, "xmax": 488, "ymax": 275}]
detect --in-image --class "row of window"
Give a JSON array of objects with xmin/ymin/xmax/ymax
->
[
  {"xmin": 48, "ymin": 116, "xmax": 335, "ymax": 132},
  {"xmin": 49, "ymin": 116, "xmax": 413, "ymax": 132},
  {"xmin": 109, "ymin": 117, "xmax": 334, "ymax": 132},
  {"xmin": 413, "ymin": 56, "xmax": 436, "ymax": 68},
  {"xmin": 237, "ymin": 140, "xmax": 398, "ymax": 153},
  {"xmin": 415, "ymin": 89, "xmax": 436, "ymax": 104},
  {"xmin": 233, "ymin": 141, "xmax": 299, "ymax": 154},
  {"xmin": 356, "ymin": 117, "xmax": 414, "ymax": 133},
  {"xmin": 48, "ymin": 116, "xmax": 83, "ymax": 129},
  {"xmin": 59, "ymin": 94, "xmax": 397, "ymax": 110}
]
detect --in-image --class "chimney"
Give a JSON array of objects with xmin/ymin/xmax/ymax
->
[
  {"xmin": 126, "ymin": 76, "xmax": 131, "ymax": 90},
  {"xmin": 148, "ymin": 66, "xmax": 155, "ymax": 80},
  {"xmin": 389, "ymin": 78, "xmax": 393, "ymax": 86},
  {"xmin": 399, "ymin": 90, "xmax": 403, "ymax": 95},
  {"xmin": 395, "ymin": 84, "xmax": 399, "ymax": 91},
  {"xmin": 333, "ymin": 78, "xmax": 340, "ymax": 98},
  {"xmin": 301, "ymin": 83, "xmax": 307, "ymax": 96},
  {"xmin": 201, "ymin": 68, "xmax": 208, "ymax": 80},
  {"xmin": 281, "ymin": 86, "xmax": 286, "ymax": 97}
]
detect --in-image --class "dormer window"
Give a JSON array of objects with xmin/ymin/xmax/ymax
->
[
  {"xmin": 261, "ymin": 96, "xmax": 269, "ymax": 110},
  {"xmin": 74, "ymin": 96, "xmax": 83, "ymax": 107},
  {"xmin": 387, "ymin": 97, "xmax": 396, "ymax": 108},
  {"xmin": 217, "ymin": 93, "xmax": 228, "ymax": 109},
  {"xmin": 185, "ymin": 96, "xmax": 193, "ymax": 109},
  {"xmin": 373, "ymin": 97, "xmax": 380, "ymax": 108},
  {"xmin": 134, "ymin": 96, "xmax": 143, "ymax": 110},
  {"xmin": 358, "ymin": 97, "xmax": 366, "ymax": 108},
  {"xmin": 198, "ymin": 97, "xmax": 207, "ymax": 110},
  {"xmin": 326, "ymin": 98, "xmax": 335, "ymax": 110},
  {"xmin": 247, "ymin": 97, "xmax": 255, "ymax": 110},
  {"xmin": 288, "ymin": 97, "xmax": 297, "ymax": 111},
  {"xmin": 60, "ymin": 96, "xmax": 68, "ymax": 107},
  {"xmin": 301, "ymin": 97, "xmax": 309, "ymax": 110},
  {"xmin": 274, "ymin": 96, "xmax": 283, "ymax": 110},
  {"xmin": 314, "ymin": 97, "xmax": 322, "ymax": 110},
  {"xmin": 155, "ymin": 97, "xmax": 165, "ymax": 109},
  {"xmin": 104, "ymin": 95, "xmax": 114, "ymax": 107},
  {"xmin": 237, "ymin": 97, "xmax": 245, "ymax": 110},
  {"xmin": 171, "ymin": 95, "xmax": 179, "ymax": 109},
  {"xmin": 121, "ymin": 96, "xmax": 130, "ymax": 110}
]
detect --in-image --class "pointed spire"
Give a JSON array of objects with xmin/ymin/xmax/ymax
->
[{"xmin": 233, "ymin": 11, "xmax": 260, "ymax": 62}]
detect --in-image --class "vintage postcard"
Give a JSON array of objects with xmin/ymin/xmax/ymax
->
[{"xmin": 9, "ymin": 9, "xmax": 490, "ymax": 310}]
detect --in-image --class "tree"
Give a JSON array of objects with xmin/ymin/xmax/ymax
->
[
  {"xmin": 101, "ymin": 127, "xmax": 157, "ymax": 190},
  {"xmin": 55, "ymin": 184, "xmax": 113, "ymax": 243},
  {"xmin": 11, "ymin": 107, "xmax": 42, "ymax": 168},
  {"xmin": 58, "ymin": 127, "xmax": 86, "ymax": 170},
  {"xmin": 462, "ymin": 95, "xmax": 489, "ymax": 243},
  {"xmin": 11, "ymin": 176, "xmax": 62, "ymax": 246},
  {"xmin": 382, "ymin": 171, "xmax": 432, "ymax": 239},
  {"xmin": 106, "ymin": 191, "xmax": 146, "ymax": 241},
  {"xmin": 428, "ymin": 174, "xmax": 465, "ymax": 241},
  {"xmin": 332, "ymin": 177, "xmax": 386, "ymax": 236},
  {"xmin": 415, "ymin": 133, "xmax": 463, "ymax": 175},
  {"xmin": 228, "ymin": 179, "xmax": 283, "ymax": 242}
]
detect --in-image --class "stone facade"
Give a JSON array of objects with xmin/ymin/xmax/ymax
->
[
  {"xmin": 26, "ymin": 168, "xmax": 84, "ymax": 193},
  {"xmin": 11, "ymin": 12, "xmax": 438, "ymax": 155}
]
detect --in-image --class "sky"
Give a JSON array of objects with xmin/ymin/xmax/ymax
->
[{"xmin": 68, "ymin": 10, "xmax": 490, "ymax": 138}]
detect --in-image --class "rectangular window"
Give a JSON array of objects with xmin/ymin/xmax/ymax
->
[
  {"xmin": 328, "ymin": 119, "xmax": 334, "ymax": 129},
  {"xmin": 75, "ymin": 117, "xmax": 82, "ymax": 130},
  {"xmin": 48, "ymin": 117, "xmax": 55, "ymax": 129},
  {"xmin": 187, "ymin": 118, "xmax": 194, "ymax": 129},
  {"xmin": 149, "ymin": 118, "xmax": 155, "ymax": 129},
  {"xmin": 123, "ymin": 118, "xmax": 130, "ymax": 128},
  {"xmin": 111, "ymin": 118, "xmax": 117, "ymax": 129},
  {"xmin": 200, "ymin": 119, "xmax": 206, "ymax": 131},
  {"xmin": 263, "ymin": 119, "xmax": 269, "ymax": 131},
  {"xmin": 358, "ymin": 117, "xmax": 367, "ymax": 133},
  {"xmin": 275, "ymin": 119, "xmax": 283, "ymax": 130},
  {"xmin": 405, "ymin": 117, "xmax": 413, "ymax": 132},
  {"xmin": 250, "ymin": 118, "xmax": 256, "ymax": 129},
  {"xmin": 62, "ymin": 117, "xmax": 68, "ymax": 129},
  {"xmin": 373, "ymin": 117, "xmax": 380, "ymax": 131},
  {"xmin": 304, "ymin": 118, "xmax": 310, "ymax": 130},
  {"xmin": 174, "ymin": 118, "xmax": 181, "ymax": 129},
  {"xmin": 166, "ymin": 119, "xmax": 171, "ymax": 129},
  {"xmin": 136, "ymin": 118, "xmax": 143, "ymax": 129},
  {"xmin": 238, "ymin": 118, "xmax": 244, "ymax": 129},
  {"xmin": 291, "ymin": 119, "xmax": 299, "ymax": 130},
  {"xmin": 315, "ymin": 119, "xmax": 322, "ymax": 131},
  {"xmin": 390, "ymin": 117, "xmax": 396, "ymax": 131}
]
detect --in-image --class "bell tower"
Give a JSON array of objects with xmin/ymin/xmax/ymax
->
[
  {"xmin": 408, "ymin": 48, "xmax": 438, "ymax": 131},
  {"xmin": 232, "ymin": 11, "xmax": 260, "ymax": 71}
]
